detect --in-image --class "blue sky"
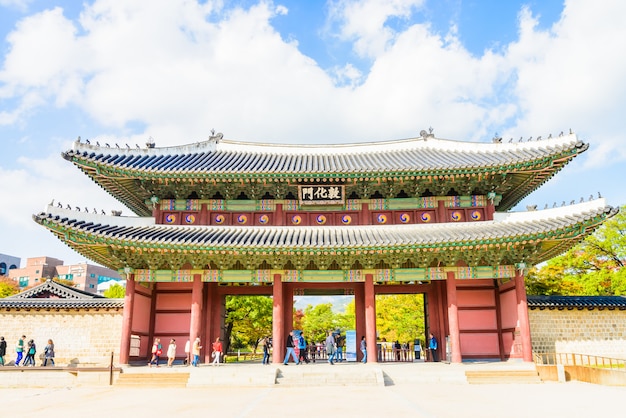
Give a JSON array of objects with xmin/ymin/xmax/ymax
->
[{"xmin": 1, "ymin": 0, "xmax": 625, "ymax": 267}]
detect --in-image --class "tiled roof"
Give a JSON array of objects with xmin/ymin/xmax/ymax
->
[
  {"xmin": 64, "ymin": 134, "xmax": 585, "ymax": 175},
  {"xmin": 10, "ymin": 278, "xmax": 105, "ymax": 299},
  {"xmin": 33, "ymin": 199, "xmax": 616, "ymax": 268},
  {"xmin": 527, "ymin": 295, "xmax": 626, "ymax": 310},
  {"xmin": 0, "ymin": 279, "xmax": 124, "ymax": 310},
  {"xmin": 0, "ymin": 299, "xmax": 124, "ymax": 310}
]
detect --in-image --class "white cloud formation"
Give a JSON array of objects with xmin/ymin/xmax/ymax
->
[
  {"xmin": 2, "ymin": 0, "xmax": 626, "ymax": 262},
  {"xmin": 327, "ymin": 0, "xmax": 424, "ymax": 59}
]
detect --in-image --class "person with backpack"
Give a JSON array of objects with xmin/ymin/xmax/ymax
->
[
  {"xmin": 335, "ymin": 333, "xmax": 344, "ymax": 362},
  {"xmin": 23, "ymin": 339, "xmax": 36, "ymax": 366},
  {"xmin": 261, "ymin": 336, "xmax": 271, "ymax": 365},
  {"xmin": 298, "ymin": 332, "xmax": 309, "ymax": 364}
]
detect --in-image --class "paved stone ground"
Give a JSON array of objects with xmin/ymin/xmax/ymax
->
[{"xmin": 1, "ymin": 379, "xmax": 623, "ymax": 417}]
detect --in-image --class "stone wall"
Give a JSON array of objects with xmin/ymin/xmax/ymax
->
[
  {"xmin": 0, "ymin": 309, "xmax": 123, "ymax": 366},
  {"xmin": 529, "ymin": 308, "xmax": 626, "ymax": 360}
]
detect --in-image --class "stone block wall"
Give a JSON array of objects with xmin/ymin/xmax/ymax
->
[
  {"xmin": 529, "ymin": 308, "xmax": 626, "ymax": 360},
  {"xmin": 0, "ymin": 309, "xmax": 123, "ymax": 366}
]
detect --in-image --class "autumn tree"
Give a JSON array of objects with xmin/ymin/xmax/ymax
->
[
  {"xmin": 375, "ymin": 294, "xmax": 425, "ymax": 343},
  {"xmin": 0, "ymin": 276, "xmax": 20, "ymax": 298}
]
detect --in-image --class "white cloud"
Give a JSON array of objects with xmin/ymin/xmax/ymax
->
[
  {"xmin": 327, "ymin": 0, "xmax": 424, "ymax": 59},
  {"xmin": 504, "ymin": 0, "xmax": 626, "ymax": 167},
  {"xmin": 0, "ymin": 0, "xmax": 31, "ymax": 12}
]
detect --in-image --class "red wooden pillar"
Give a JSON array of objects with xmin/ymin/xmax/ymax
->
[
  {"xmin": 203, "ymin": 282, "xmax": 218, "ymax": 363},
  {"xmin": 189, "ymin": 274, "xmax": 203, "ymax": 344},
  {"xmin": 354, "ymin": 283, "xmax": 366, "ymax": 362},
  {"xmin": 272, "ymin": 273, "xmax": 284, "ymax": 363},
  {"xmin": 515, "ymin": 269, "xmax": 533, "ymax": 362},
  {"xmin": 446, "ymin": 272, "xmax": 462, "ymax": 363},
  {"xmin": 119, "ymin": 274, "xmax": 135, "ymax": 365},
  {"xmin": 364, "ymin": 274, "xmax": 377, "ymax": 363},
  {"xmin": 275, "ymin": 203, "xmax": 284, "ymax": 226}
]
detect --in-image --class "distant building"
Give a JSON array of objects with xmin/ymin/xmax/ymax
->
[
  {"xmin": 7, "ymin": 256, "xmax": 122, "ymax": 294},
  {"xmin": 0, "ymin": 253, "xmax": 20, "ymax": 276}
]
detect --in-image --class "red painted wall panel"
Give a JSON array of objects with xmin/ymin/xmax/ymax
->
[
  {"xmin": 499, "ymin": 289, "xmax": 518, "ymax": 329},
  {"xmin": 156, "ymin": 292, "xmax": 192, "ymax": 310},
  {"xmin": 460, "ymin": 332, "xmax": 500, "ymax": 355},
  {"xmin": 456, "ymin": 289, "xmax": 495, "ymax": 307},
  {"xmin": 155, "ymin": 312, "xmax": 191, "ymax": 334},
  {"xmin": 132, "ymin": 293, "xmax": 152, "ymax": 334},
  {"xmin": 458, "ymin": 309, "xmax": 497, "ymax": 330}
]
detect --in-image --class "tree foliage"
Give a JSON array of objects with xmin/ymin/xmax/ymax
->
[
  {"xmin": 301, "ymin": 303, "xmax": 337, "ymax": 343},
  {"xmin": 224, "ymin": 295, "xmax": 273, "ymax": 353},
  {"xmin": 0, "ymin": 276, "xmax": 20, "ymax": 298},
  {"xmin": 103, "ymin": 283, "xmax": 126, "ymax": 298},
  {"xmin": 376, "ymin": 294, "xmax": 425, "ymax": 343},
  {"xmin": 526, "ymin": 205, "xmax": 626, "ymax": 296}
]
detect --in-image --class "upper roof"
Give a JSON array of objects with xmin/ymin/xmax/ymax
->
[
  {"xmin": 0, "ymin": 279, "xmax": 124, "ymax": 310},
  {"xmin": 32, "ymin": 198, "xmax": 616, "ymax": 271},
  {"xmin": 62, "ymin": 132, "xmax": 588, "ymax": 216},
  {"xmin": 527, "ymin": 295, "xmax": 626, "ymax": 310}
]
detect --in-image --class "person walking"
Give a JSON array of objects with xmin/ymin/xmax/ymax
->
[
  {"xmin": 360, "ymin": 336, "xmax": 367, "ymax": 363},
  {"xmin": 184, "ymin": 339, "xmax": 191, "ymax": 366},
  {"xmin": 282, "ymin": 331, "xmax": 299, "ymax": 365},
  {"xmin": 0, "ymin": 336, "xmax": 6, "ymax": 366},
  {"xmin": 211, "ymin": 337, "xmax": 223, "ymax": 366},
  {"xmin": 43, "ymin": 339, "xmax": 55, "ymax": 366},
  {"xmin": 14, "ymin": 335, "xmax": 25, "ymax": 367},
  {"xmin": 167, "ymin": 339, "xmax": 177, "ymax": 367},
  {"xmin": 261, "ymin": 336, "xmax": 271, "ymax": 365},
  {"xmin": 23, "ymin": 339, "xmax": 36, "ymax": 366},
  {"xmin": 335, "ymin": 333, "xmax": 344, "ymax": 362},
  {"xmin": 325, "ymin": 331, "xmax": 337, "ymax": 365},
  {"xmin": 298, "ymin": 332, "xmax": 309, "ymax": 364},
  {"xmin": 191, "ymin": 337, "xmax": 202, "ymax": 367},
  {"xmin": 148, "ymin": 337, "xmax": 162, "ymax": 367},
  {"xmin": 428, "ymin": 333, "xmax": 439, "ymax": 362}
]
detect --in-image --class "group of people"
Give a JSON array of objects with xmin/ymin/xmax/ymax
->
[
  {"xmin": 149, "ymin": 336, "xmax": 224, "ymax": 368},
  {"xmin": 0, "ymin": 335, "xmax": 55, "ymax": 367},
  {"xmin": 282, "ymin": 331, "xmax": 354, "ymax": 365}
]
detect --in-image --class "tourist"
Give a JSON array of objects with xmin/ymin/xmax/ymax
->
[
  {"xmin": 14, "ymin": 335, "xmax": 25, "ymax": 366},
  {"xmin": 0, "ymin": 336, "xmax": 6, "ymax": 366},
  {"xmin": 394, "ymin": 340, "xmax": 401, "ymax": 361},
  {"xmin": 325, "ymin": 331, "xmax": 336, "ymax": 365},
  {"xmin": 360, "ymin": 336, "xmax": 367, "ymax": 363},
  {"xmin": 298, "ymin": 332, "xmax": 309, "ymax": 364},
  {"xmin": 184, "ymin": 339, "xmax": 191, "ymax": 366},
  {"xmin": 148, "ymin": 337, "xmax": 161, "ymax": 367},
  {"xmin": 167, "ymin": 339, "xmax": 177, "ymax": 367},
  {"xmin": 43, "ymin": 339, "xmax": 55, "ymax": 366},
  {"xmin": 261, "ymin": 336, "xmax": 271, "ymax": 365},
  {"xmin": 211, "ymin": 337, "xmax": 223, "ymax": 366},
  {"xmin": 282, "ymin": 331, "xmax": 299, "ymax": 365},
  {"xmin": 23, "ymin": 339, "xmax": 36, "ymax": 366},
  {"xmin": 192, "ymin": 337, "xmax": 202, "ymax": 367},
  {"xmin": 428, "ymin": 333, "xmax": 438, "ymax": 362},
  {"xmin": 336, "ymin": 333, "xmax": 344, "ymax": 362}
]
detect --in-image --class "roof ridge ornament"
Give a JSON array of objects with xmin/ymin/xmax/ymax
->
[{"xmin": 209, "ymin": 130, "xmax": 223, "ymax": 145}]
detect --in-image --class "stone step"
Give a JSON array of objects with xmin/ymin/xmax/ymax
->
[
  {"xmin": 116, "ymin": 372, "xmax": 190, "ymax": 387},
  {"xmin": 186, "ymin": 366, "xmax": 276, "ymax": 387},
  {"xmin": 465, "ymin": 370, "xmax": 542, "ymax": 384},
  {"xmin": 275, "ymin": 365, "xmax": 384, "ymax": 386}
]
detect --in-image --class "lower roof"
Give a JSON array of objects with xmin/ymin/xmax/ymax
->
[
  {"xmin": 527, "ymin": 295, "xmax": 626, "ymax": 310},
  {"xmin": 32, "ymin": 199, "xmax": 616, "ymax": 271}
]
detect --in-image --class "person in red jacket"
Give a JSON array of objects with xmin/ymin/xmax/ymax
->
[{"xmin": 211, "ymin": 337, "xmax": 223, "ymax": 366}]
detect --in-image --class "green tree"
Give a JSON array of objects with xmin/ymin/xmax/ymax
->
[
  {"xmin": 0, "ymin": 276, "xmax": 20, "ymax": 298},
  {"xmin": 103, "ymin": 283, "xmax": 126, "ymax": 298},
  {"xmin": 301, "ymin": 303, "xmax": 337, "ymax": 343},
  {"xmin": 375, "ymin": 294, "xmax": 425, "ymax": 343},
  {"xmin": 526, "ymin": 205, "xmax": 626, "ymax": 296},
  {"xmin": 224, "ymin": 295, "xmax": 273, "ymax": 354}
]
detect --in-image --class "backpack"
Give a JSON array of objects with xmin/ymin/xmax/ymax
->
[{"xmin": 299, "ymin": 335, "xmax": 306, "ymax": 349}]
